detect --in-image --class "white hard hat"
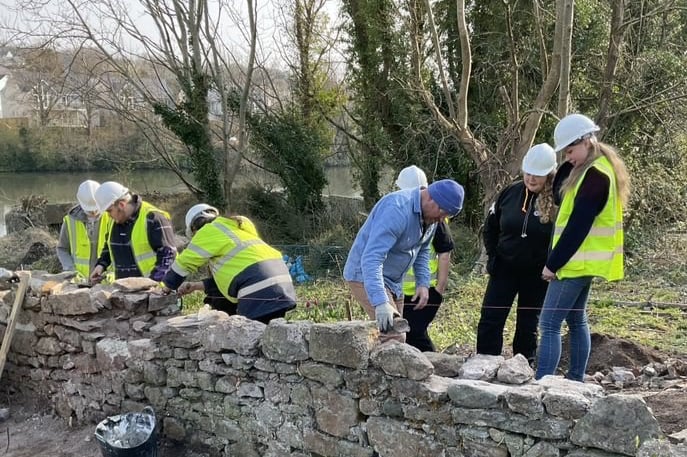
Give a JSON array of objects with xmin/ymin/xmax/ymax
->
[
  {"xmin": 94, "ymin": 181, "xmax": 129, "ymax": 212},
  {"xmin": 522, "ymin": 143, "xmax": 557, "ymax": 176},
  {"xmin": 396, "ymin": 165, "xmax": 428, "ymax": 190},
  {"xmin": 553, "ymin": 113, "xmax": 600, "ymax": 152},
  {"xmin": 185, "ymin": 203, "xmax": 219, "ymax": 237},
  {"xmin": 76, "ymin": 180, "xmax": 100, "ymax": 212}
]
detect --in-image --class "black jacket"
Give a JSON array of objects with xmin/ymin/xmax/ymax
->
[{"xmin": 483, "ymin": 181, "xmax": 553, "ymax": 274}]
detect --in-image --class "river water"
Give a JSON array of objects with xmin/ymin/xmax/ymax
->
[{"xmin": 0, "ymin": 166, "xmax": 363, "ymax": 236}]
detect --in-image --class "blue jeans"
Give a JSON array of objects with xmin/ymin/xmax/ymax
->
[{"xmin": 535, "ymin": 276, "xmax": 593, "ymax": 381}]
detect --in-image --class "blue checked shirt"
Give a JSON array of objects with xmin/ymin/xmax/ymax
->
[{"xmin": 343, "ymin": 188, "xmax": 436, "ymax": 307}]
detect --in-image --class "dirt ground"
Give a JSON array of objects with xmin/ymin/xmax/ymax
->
[
  {"xmin": 0, "ymin": 408, "xmax": 100, "ymax": 457},
  {"xmin": 583, "ymin": 333, "xmax": 687, "ymax": 436},
  {"xmin": 0, "ymin": 400, "xmax": 193, "ymax": 457},
  {"xmin": 1, "ymin": 334, "xmax": 686, "ymax": 456}
]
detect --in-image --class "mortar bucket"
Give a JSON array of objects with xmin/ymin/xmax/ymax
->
[{"xmin": 94, "ymin": 406, "xmax": 158, "ymax": 457}]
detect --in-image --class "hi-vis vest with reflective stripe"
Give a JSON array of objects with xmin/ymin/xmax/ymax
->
[
  {"xmin": 64, "ymin": 212, "xmax": 111, "ymax": 277},
  {"xmin": 172, "ymin": 216, "xmax": 285, "ymax": 303},
  {"xmin": 106, "ymin": 201, "xmax": 170, "ymax": 278},
  {"xmin": 553, "ymin": 156, "xmax": 623, "ymax": 281},
  {"xmin": 402, "ymin": 245, "xmax": 438, "ymax": 296}
]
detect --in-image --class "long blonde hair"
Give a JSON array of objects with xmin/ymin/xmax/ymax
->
[
  {"xmin": 561, "ymin": 137, "xmax": 631, "ymax": 206},
  {"xmin": 536, "ymin": 173, "xmax": 557, "ymax": 223}
]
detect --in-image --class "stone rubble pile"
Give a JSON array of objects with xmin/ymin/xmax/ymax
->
[
  {"xmin": 0, "ymin": 270, "xmax": 686, "ymax": 456},
  {"xmin": 588, "ymin": 359, "xmax": 687, "ymax": 390}
]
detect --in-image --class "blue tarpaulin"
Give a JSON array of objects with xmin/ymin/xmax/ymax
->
[{"xmin": 283, "ymin": 255, "xmax": 311, "ymax": 284}]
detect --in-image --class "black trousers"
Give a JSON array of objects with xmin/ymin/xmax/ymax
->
[
  {"xmin": 403, "ymin": 287, "xmax": 444, "ymax": 352},
  {"xmin": 476, "ymin": 269, "xmax": 548, "ymax": 360}
]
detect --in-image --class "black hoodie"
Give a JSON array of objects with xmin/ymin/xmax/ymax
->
[{"xmin": 483, "ymin": 181, "xmax": 554, "ymax": 273}]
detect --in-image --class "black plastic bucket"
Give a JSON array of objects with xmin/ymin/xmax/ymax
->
[{"xmin": 94, "ymin": 406, "xmax": 158, "ymax": 457}]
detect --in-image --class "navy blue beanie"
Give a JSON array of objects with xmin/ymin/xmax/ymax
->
[{"xmin": 428, "ymin": 179, "xmax": 464, "ymax": 217}]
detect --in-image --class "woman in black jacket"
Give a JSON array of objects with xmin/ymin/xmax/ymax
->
[{"xmin": 476, "ymin": 144, "xmax": 558, "ymax": 363}]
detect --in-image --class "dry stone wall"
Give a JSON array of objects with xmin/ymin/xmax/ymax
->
[{"xmin": 0, "ymin": 271, "xmax": 684, "ymax": 457}]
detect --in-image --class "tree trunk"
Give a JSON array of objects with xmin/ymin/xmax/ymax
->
[
  {"xmin": 224, "ymin": 0, "xmax": 257, "ymax": 210},
  {"xmin": 557, "ymin": 0, "xmax": 574, "ymax": 117},
  {"xmin": 597, "ymin": 0, "xmax": 625, "ymax": 131}
]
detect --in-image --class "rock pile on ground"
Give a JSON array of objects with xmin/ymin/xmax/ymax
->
[{"xmin": 0, "ymin": 227, "xmax": 57, "ymax": 270}]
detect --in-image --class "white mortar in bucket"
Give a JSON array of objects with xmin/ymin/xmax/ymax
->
[{"xmin": 95, "ymin": 406, "xmax": 157, "ymax": 456}]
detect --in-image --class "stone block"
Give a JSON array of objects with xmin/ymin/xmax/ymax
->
[
  {"xmin": 311, "ymin": 385, "xmax": 359, "ymax": 438},
  {"xmin": 111, "ymin": 292, "xmax": 148, "ymax": 312},
  {"xmin": 35, "ymin": 336, "xmax": 63, "ymax": 355},
  {"xmin": 96, "ymin": 338, "xmax": 130, "ymax": 371},
  {"xmin": 48, "ymin": 288, "xmax": 99, "ymax": 315},
  {"xmin": 53, "ymin": 325, "xmax": 81, "ymax": 348},
  {"xmin": 542, "ymin": 388, "xmax": 592, "ymax": 419},
  {"xmin": 309, "ymin": 320, "xmax": 376, "ymax": 369},
  {"xmin": 371, "ymin": 342, "xmax": 434, "ymax": 380},
  {"xmin": 128, "ymin": 339, "xmax": 156, "ymax": 361},
  {"xmin": 298, "ymin": 361, "xmax": 343, "ymax": 387},
  {"xmin": 162, "ymin": 417, "xmax": 186, "ymax": 442},
  {"xmin": 447, "ymin": 378, "xmax": 510, "ymax": 408},
  {"xmin": 148, "ymin": 292, "xmax": 178, "ymax": 312},
  {"xmin": 200, "ymin": 315, "xmax": 265, "ymax": 356},
  {"xmin": 143, "ymin": 361, "xmax": 167, "ymax": 386},
  {"xmin": 571, "ymin": 394, "xmax": 662, "ymax": 455},
  {"xmin": 424, "ymin": 352, "xmax": 464, "ymax": 377},
  {"xmin": 366, "ymin": 416, "xmax": 446, "ymax": 457},
  {"xmin": 262, "ymin": 319, "xmax": 311, "ymax": 362}
]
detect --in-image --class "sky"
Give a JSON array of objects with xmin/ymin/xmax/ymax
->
[{"xmin": 0, "ymin": 0, "xmax": 344, "ymax": 73}]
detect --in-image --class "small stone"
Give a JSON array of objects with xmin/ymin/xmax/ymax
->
[
  {"xmin": 0, "ymin": 408, "xmax": 10, "ymax": 422},
  {"xmin": 391, "ymin": 318, "xmax": 410, "ymax": 333},
  {"xmin": 643, "ymin": 366, "xmax": 657, "ymax": 377}
]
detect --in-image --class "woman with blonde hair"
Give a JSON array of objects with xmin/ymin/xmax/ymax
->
[{"xmin": 536, "ymin": 113, "xmax": 630, "ymax": 381}]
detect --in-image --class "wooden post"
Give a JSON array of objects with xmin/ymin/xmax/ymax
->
[
  {"xmin": 0, "ymin": 271, "xmax": 31, "ymax": 381},
  {"xmin": 345, "ymin": 296, "xmax": 353, "ymax": 321}
]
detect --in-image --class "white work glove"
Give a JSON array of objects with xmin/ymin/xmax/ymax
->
[{"xmin": 375, "ymin": 302, "xmax": 399, "ymax": 333}]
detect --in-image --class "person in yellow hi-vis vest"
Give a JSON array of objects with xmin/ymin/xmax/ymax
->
[
  {"xmin": 89, "ymin": 181, "xmax": 177, "ymax": 283},
  {"xmin": 536, "ymin": 114, "xmax": 630, "ymax": 381},
  {"xmin": 160, "ymin": 204, "xmax": 296, "ymax": 324},
  {"xmin": 396, "ymin": 166, "xmax": 454, "ymax": 351},
  {"xmin": 56, "ymin": 180, "xmax": 112, "ymax": 280}
]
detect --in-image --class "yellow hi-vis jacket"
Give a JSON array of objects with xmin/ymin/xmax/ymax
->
[
  {"xmin": 553, "ymin": 156, "xmax": 624, "ymax": 281},
  {"xmin": 105, "ymin": 201, "xmax": 171, "ymax": 278},
  {"xmin": 169, "ymin": 216, "xmax": 287, "ymax": 303},
  {"xmin": 402, "ymin": 244, "xmax": 438, "ymax": 296},
  {"xmin": 402, "ymin": 217, "xmax": 450, "ymax": 295},
  {"xmin": 64, "ymin": 212, "xmax": 111, "ymax": 277}
]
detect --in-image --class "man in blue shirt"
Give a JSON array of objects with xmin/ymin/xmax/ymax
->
[{"xmin": 343, "ymin": 179, "xmax": 464, "ymax": 342}]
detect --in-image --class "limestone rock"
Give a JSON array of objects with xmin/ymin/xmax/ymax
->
[
  {"xmin": 112, "ymin": 277, "xmax": 159, "ymax": 293},
  {"xmin": 47, "ymin": 288, "xmax": 99, "ymax": 315},
  {"xmin": 370, "ymin": 341, "xmax": 434, "ymax": 380},
  {"xmin": 424, "ymin": 351, "xmax": 464, "ymax": 377},
  {"xmin": 497, "ymin": 354, "xmax": 534, "ymax": 384},
  {"xmin": 447, "ymin": 378, "xmax": 510, "ymax": 409},
  {"xmin": 200, "ymin": 314, "xmax": 265, "ymax": 356},
  {"xmin": 460, "ymin": 354, "xmax": 504, "ymax": 381},
  {"xmin": 262, "ymin": 318, "xmax": 311, "ymax": 363},
  {"xmin": 309, "ymin": 320, "xmax": 377, "ymax": 369},
  {"xmin": 571, "ymin": 394, "xmax": 662, "ymax": 455},
  {"xmin": 95, "ymin": 338, "xmax": 130, "ymax": 371},
  {"xmin": 366, "ymin": 416, "xmax": 446, "ymax": 457}
]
